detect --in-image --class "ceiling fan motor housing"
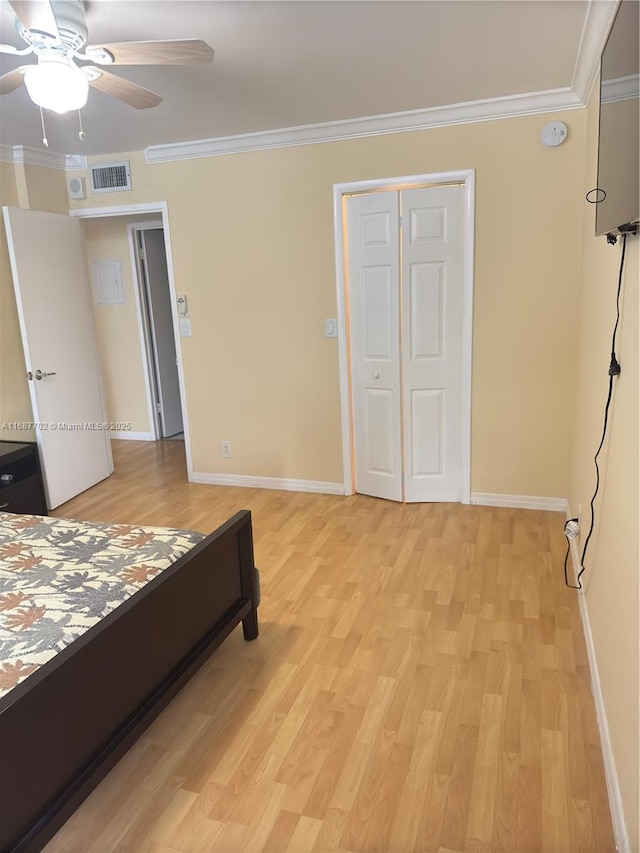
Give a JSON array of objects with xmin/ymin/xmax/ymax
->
[{"xmin": 17, "ymin": 0, "xmax": 88, "ymax": 51}]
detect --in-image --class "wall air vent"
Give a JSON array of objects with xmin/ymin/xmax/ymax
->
[{"xmin": 89, "ymin": 161, "xmax": 132, "ymax": 193}]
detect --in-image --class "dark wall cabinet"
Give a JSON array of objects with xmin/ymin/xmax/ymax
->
[{"xmin": 0, "ymin": 441, "xmax": 48, "ymax": 516}]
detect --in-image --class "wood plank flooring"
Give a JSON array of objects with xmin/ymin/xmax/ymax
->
[{"xmin": 45, "ymin": 440, "xmax": 615, "ymax": 852}]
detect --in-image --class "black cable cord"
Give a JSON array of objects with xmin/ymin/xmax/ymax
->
[
  {"xmin": 569, "ymin": 233, "xmax": 628, "ymax": 590},
  {"xmin": 564, "ymin": 538, "xmax": 572, "ymax": 586},
  {"xmin": 608, "ymin": 233, "xmax": 627, "ymax": 371}
]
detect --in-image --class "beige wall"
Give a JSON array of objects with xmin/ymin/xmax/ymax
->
[
  {"xmin": 21, "ymin": 163, "xmax": 70, "ymax": 215},
  {"xmin": 72, "ymin": 109, "xmax": 587, "ymax": 493},
  {"xmin": 0, "ymin": 162, "xmax": 33, "ymax": 441},
  {"xmin": 81, "ymin": 217, "xmax": 152, "ymax": 434},
  {"xmin": 570, "ymin": 86, "xmax": 639, "ymax": 848}
]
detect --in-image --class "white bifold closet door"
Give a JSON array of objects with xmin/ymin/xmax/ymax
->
[{"xmin": 347, "ymin": 184, "xmax": 465, "ymax": 503}]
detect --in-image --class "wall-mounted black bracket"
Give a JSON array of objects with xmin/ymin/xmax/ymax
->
[{"xmin": 607, "ymin": 221, "xmax": 639, "ymax": 244}]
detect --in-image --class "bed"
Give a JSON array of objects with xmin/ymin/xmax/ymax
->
[{"xmin": 0, "ymin": 509, "xmax": 259, "ymax": 853}]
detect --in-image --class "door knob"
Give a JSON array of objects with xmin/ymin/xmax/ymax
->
[
  {"xmin": 373, "ymin": 371, "xmax": 380, "ymax": 379},
  {"xmin": 28, "ymin": 369, "xmax": 57, "ymax": 381}
]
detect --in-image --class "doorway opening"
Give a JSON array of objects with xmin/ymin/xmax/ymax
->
[
  {"xmin": 71, "ymin": 201, "xmax": 193, "ymax": 478},
  {"xmin": 131, "ymin": 224, "xmax": 184, "ymax": 440},
  {"xmin": 333, "ymin": 170, "xmax": 475, "ymax": 503}
]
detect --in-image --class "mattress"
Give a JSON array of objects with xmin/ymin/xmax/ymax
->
[{"xmin": 0, "ymin": 512, "xmax": 205, "ymax": 699}]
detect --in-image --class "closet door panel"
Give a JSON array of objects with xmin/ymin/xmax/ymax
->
[
  {"xmin": 401, "ymin": 185, "xmax": 465, "ymax": 502},
  {"xmin": 346, "ymin": 191, "xmax": 402, "ymax": 502}
]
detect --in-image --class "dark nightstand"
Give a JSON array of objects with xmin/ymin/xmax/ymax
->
[{"xmin": 0, "ymin": 441, "xmax": 48, "ymax": 516}]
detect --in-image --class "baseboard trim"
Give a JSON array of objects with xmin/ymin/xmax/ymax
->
[
  {"xmin": 190, "ymin": 472, "xmax": 345, "ymax": 495},
  {"xmin": 566, "ymin": 509, "xmax": 630, "ymax": 852},
  {"xmin": 470, "ymin": 492, "xmax": 568, "ymax": 512},
  {"xmin": 576, "ymin": 589, "xmax": 631, "ymax": 851},
  {"xmin": 109, "ymin": 431, "xmax": 154, "ymax": 441}
]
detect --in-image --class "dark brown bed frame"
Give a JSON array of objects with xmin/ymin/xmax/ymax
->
[{"xmin": 0, "ymin": 510, "xmax": 259, "ymax": 853}]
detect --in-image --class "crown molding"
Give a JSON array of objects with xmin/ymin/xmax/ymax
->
[
  {"xmin": 4, "ymin": 2, "xmax": 618, "ymax": 173},
  {"xmin": 12, "ymin": 145, "xmax": 68, "ymax": 169},
  {"xmin": 0, "ymin": 144, "xmax": 87, "ymax": 171},
  {"xmin": 65, "ymin": 154, "xmax": 88, "ymax": 170},
  {"xmin": 601, "ymin": 74, "xmax": 640, "ymax": 104},
  {"xmin": 571, "ymin": 0, "xmax": 620, "ymax": 105},
  {"xmin": 144, "ymin": 87, "xmax": 583, "ymax": 164},
  {"xmin": 0, "ymin": 145, "xmax": 15, "ymax": 165}
]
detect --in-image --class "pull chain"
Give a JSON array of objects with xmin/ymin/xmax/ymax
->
[
  {"xmin": 39, "ymin": 107, "xmax": 48, "ymax": 147},
  {"xmin": 78, "ymin": 109, "xmax": 85, "ymax": 141}
]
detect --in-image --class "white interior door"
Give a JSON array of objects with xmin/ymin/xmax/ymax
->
[
  {"xmin": 139, "ymin": 229, "xmax": 183, "ymax": 438},
  {"xmin": 346, "ymin": 191, "xmax": 403, "ymax": 501},
  {"xmin": 345, "ymin": 184, "xmax": 466, "ymax": 503},
  {"xmin": 3, "ymin": 207, "xmax": 112, "ymax": 509},
  {"xmin": 402, "ymin": 185, "xmax": 465, "ymax": 502}
]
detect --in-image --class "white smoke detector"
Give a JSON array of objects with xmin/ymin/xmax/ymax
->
[{"xmin": 542, "ymin": 121, "xmax": 568, "ymax": 147}]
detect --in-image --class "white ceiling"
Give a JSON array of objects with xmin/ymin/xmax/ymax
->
[{"xmin": 0, "ymin": 0, "xmax": 599, "ymax": 156}]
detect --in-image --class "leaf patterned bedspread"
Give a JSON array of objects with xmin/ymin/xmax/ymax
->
[{"xmin": 0, "ymin": 511, "xmax": 205, "ymax": 699}]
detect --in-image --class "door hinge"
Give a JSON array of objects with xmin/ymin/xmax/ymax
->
[{"xmin": 156, "ymin": 402, "xmax": 162, "ymax": 413}]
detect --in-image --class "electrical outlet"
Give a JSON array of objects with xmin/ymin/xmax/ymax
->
[{"xmin": 220, "ymin": 441, "xmax": 232, "ymax": 458}]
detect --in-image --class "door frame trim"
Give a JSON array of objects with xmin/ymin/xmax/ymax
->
[
  {"xmin": 70, "ymin": 202, "xmax": 193, "ymax": 478},
  {"xmin": 332, "ymin": 170, "xmax": 475, "ymax": 501},
  {"xmin": 127, "ymin": 220, "xmax": 164, "ymax": 441}
]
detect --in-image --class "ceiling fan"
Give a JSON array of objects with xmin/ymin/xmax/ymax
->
[{"xmin": 0, "ymin": 0, "xmax": 214, "ymax": 115}]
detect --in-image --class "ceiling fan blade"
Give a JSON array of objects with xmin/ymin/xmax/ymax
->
[
  {"xmin": 88, "ymin": 39, "xmax": 214, "ymax": 66},
  {"xmin": 9, "ymin": 1, "xmax": 59, "ymax": 38},
  {"xmin": 0, "ymin": 66, "xmax": 28, "ymax": 95},
  {"xmin": 86, "ymin": 67, "xmax": 162, "ymax": 109}
]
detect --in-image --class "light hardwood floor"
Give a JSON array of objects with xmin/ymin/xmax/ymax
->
[{"xmin": 45, "ymin": 440, "xmax": 615, "ymax": 853}]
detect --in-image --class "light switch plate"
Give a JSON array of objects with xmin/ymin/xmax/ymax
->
[
  {"xmin": 177, "ymin": 294, "xmax": 189, "ymax": 317},
  {"xmin": 180, "ymin": 318, "xmax": 192, "ymax": 337},
  {"xmin": 324, "ymin": 319, "xmax": 338, "ymax": 338}
]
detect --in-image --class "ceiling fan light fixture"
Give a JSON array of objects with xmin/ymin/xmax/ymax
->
[{"xmin": 24, "ymin": 57, "xmax": 88, "ymax": 114}]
